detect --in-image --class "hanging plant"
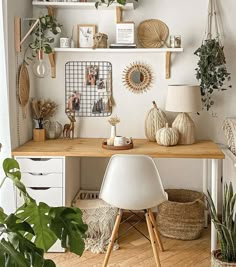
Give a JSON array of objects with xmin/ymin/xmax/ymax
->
[
  {"xmin": 194, "ymin": 0, "xmax": 231, "ymax": 111},
  {"xmin": 29, "ymin": 15, "xmax": 62, "ymax": 57},
  {"xmin": 95, "ymin": 0, "xmax": 138, "ymax": 8}
]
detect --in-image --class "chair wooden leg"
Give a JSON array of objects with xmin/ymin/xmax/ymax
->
[
  {"xmin": 145, "ymin": 211, "xmax": 161, "ymax": 267},
  {"xmin": 103, "ymin": 209, "xmax": 123, "ymax": 267},
  {"xmin": 148, "ymin": 209, "xmax": 164, "ymax": 252}
]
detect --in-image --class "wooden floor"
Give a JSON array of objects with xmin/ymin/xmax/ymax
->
[{"xmin": 46, "ymin": 223, "xmax": 211, "ymax": 267}]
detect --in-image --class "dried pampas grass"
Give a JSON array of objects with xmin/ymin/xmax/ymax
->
[{"xmin": 31, "ymin": 98, "xmax": 57, "ymax": 120}]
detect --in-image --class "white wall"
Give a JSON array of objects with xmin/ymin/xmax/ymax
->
[
  {"xmin": 8, "ymin": 0, "xmax": 35, "ymax": 150},
  {"xmin": 30, "ymin": 0, "xmax": 236, "ymax": 192}
]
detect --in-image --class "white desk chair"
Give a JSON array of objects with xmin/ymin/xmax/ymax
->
[{"xmin": 100, "ymin": 154, "xmax": 167, "ymax": 267}]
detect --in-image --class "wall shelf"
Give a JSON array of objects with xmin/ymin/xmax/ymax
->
[
  {"xmin": 54, "ymin": 48, "xmax": 183, "ymax": 53},
  {"xmin": 54, "ymin": 47, "xmax": 183, "ymax": 79},
  {"xmin": 32, "ymin": 1, "xmax": 134, "ymax": 10}
]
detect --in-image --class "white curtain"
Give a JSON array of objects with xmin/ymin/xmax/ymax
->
[{"xmin": 0, "ymin": 0, "xmax": 14, "ymax": 214}]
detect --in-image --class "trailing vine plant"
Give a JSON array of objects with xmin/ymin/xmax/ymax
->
[
  {"xmin": 95, "ymin": 0, "xmax": 138, "ymax": 8},
  {"xmin": 194, "ymin": 0, "xmax": 231, "ymax": 111}
]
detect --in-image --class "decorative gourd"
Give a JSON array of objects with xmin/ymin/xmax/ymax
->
[
  {"xmin": 156, "ymin": 123, "xmax": 179, "ymax": 146},
  {"xmin": 145, "ymin": 101, "xmax": 168, "ymax": 141}
]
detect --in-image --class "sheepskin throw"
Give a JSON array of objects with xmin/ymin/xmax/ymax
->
[
  {"xmin": 73, "ymin": 198, "xmax": 118, "ymax": 254},
  {"xmin": 223, "ymin": 118, "xmax": 236, "ymax": 155}
]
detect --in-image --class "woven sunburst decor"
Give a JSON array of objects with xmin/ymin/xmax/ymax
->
[
  {"xmin": 138, "ymin": 19, "xmax": 169, "ymax": 48},
  {"xmin": 122, "ymin": 62, "xmax": 153, "ymax": 94}
]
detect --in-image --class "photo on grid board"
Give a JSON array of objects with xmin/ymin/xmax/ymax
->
[
  {"xmin": 96, "ymin": 78, "xmax": 107, "ymax": 93},
  {"xmin": 67, "ymin": 91, "xmax": 81, "ymax": 111},
  {"xmin": 84, "ymin": 65, "xmax": 99, "ymax": 86}
]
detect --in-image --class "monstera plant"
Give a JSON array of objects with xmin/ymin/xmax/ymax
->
[{"xmin": 0, "ymin": 158, "xmax": 87, "ymax": 267}]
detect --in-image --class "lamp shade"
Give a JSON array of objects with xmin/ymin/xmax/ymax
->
[{"xmin": 165, "ymin": 85, "xmax": 202, "ymax": 113}]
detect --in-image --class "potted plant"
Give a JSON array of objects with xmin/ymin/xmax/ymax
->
[
  {"xmin": 29, "ymin": 14, "xmax": 62, "ymax": 56},
  {"xmin": 206, "ymin": 182, "xmax": 236, "ymax": 266},
  {"xmin": 194, "ymin": 39, "xmax": 231, "ymax": 111},
  {"xmin": 194, "ymin": 0, "xmax": 231, "ymax": 111},
  {"xmin": 0, "ymin": 158, "xmax": 87, "ymax": 266},
  {"xmin": 95, "ymin": 0, "xmax": 138, "ymax": 7}
]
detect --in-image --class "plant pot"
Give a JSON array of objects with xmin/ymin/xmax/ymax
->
[
  {"xmin": 212, "ymin": 250, "xmax": 236, "ymax": 267},
  {"xmin": 33, "ymin": 129, "xmax": 46, "ymax": 142}
]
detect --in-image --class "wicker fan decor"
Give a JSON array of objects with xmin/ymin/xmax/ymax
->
[
  {"xmin": 138, "ymin": 19, "xmax": 169, "ymax": 48},
  {"xmin": 18, "ymin": 63, "xmax": 30, "ymax": 107}
]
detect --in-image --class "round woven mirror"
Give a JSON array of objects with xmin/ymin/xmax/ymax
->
[{"xmin": 123, "ymin": 62, "xmax": 153, "ymax": 93}]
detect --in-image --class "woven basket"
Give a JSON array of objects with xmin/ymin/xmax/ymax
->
[
  {"xmin": 93, "ymin": 33, "xmax": 108, "ymax": 49},
  {"xmin": 212, "ymin": 250, "xmax": 236, "ymax": 267},
  {"xmin": 156, "ymin": 189, "xmax": 205, "ymax": 240}
]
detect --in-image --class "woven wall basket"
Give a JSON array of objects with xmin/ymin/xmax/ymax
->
[
  {"xmin": 137, "ymin": 19, "xmax": 169, "ymax": 48},
  {"xmin": 156, "ymin": 189, "xmax": 205, "ymax": 240}
]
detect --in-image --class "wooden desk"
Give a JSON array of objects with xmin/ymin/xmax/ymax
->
[
  {"xmin": 12, "ymin": 138, "xmax": 224, "ymax": 251},
  {"xmin": 12, "ymin": 138, "xmax": 224, "ymax": 159}
]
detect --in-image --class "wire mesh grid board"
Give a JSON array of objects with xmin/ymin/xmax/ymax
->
[{"xmin": 65, "ymin": 61, "xmax": 113, "ymax": 117}]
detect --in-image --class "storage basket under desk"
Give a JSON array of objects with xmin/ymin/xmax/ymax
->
[{"xmin": 72, "ymin": 190, "xmax": 118, "ymax": 254}]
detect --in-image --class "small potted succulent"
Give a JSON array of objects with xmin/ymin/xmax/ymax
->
[{"xmin": 206, "ymin": 182, "xmax": 236, "ymax": 266}]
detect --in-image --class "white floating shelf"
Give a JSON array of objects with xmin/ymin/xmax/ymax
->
[
  {"xmin": 32, "ymin": 1, "xmax": 134, "ymax": 10},
  {"xmin": 54, "ymin": 48, "xmax": 184, "ymax": 53}
]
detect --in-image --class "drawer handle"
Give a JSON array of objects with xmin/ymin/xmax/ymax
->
[
  {"xmin": 29, "ymin": 173, "xmax": 50, "ymax": 176},
  {"xmin": 29, "ymin": 158, "xmax": 51, "ymax": 162},
  {"xmin": 30, "ymin": 187, "xmax": 50, "ymax": 191}
]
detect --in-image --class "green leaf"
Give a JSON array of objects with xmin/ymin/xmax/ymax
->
[
  {"xmin": 49, "ymin": 207, "xmax": 87, "ymax": 256},
  {"xmin": 0, "ymin": 238, "xmax": 30, "ymax": 267},
  {"xmin": 5, "ymin": 214, "xmax": 34, "ymax": 235},
  {"xmin": 16, "ymin": 202, "xmax": 57, "ymax": 252},
  {"xmin": 0, "ymin": 207, "xmax": 7, "ymax": 223}
]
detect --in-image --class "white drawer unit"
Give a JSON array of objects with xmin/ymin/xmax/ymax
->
[
  {"xmin": 17, "ymin": 157, "xmax": 63, "ymax": 173},
  {"xmin": 21, "ymin": 173, "xmax": 63, "ymax": 188},
  {"xmin": 17, "ymin": 187, "xmax": 63, "ymax": 207},
  {"xmin": 14, "ymin": 156, "xmax": 81, "ymax": 253}
]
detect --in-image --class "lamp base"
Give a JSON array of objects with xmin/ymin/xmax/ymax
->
[{"xmin": 172, "ymin": 113, "xmax": 195, "ymax": 145}]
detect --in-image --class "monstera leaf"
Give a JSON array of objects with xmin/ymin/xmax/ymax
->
[
  {"xmin": 0, "ymin": 158, "xmax": 87, "ymax": 266},
  {"xmin": 16, "ymin": 202, "xmax": 57, "ymax": 252},
  {"xmin": 3, "ymin": 158, "xmax": 32, "ymax": 203},
  {"xmin": 49, "ymin": 207, "xmax": 88, "ymax": 256}
]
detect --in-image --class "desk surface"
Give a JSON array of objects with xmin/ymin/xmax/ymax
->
[{"xmin": 12, "ymin": 138, "xmax": 224, "ymax": 159}]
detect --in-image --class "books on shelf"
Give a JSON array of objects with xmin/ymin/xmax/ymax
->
[{"xmin": 109, "ymin": 43, "xmax": 137, "ymax": 49}]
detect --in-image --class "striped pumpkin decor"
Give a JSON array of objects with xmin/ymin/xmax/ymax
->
[
  {"xmin": 156, "ymin": 123, "xmax": 179, "ymax": 146},
  {"xmin": 145, "ymin": 101, "xmax": 168, "ymax": 142}
]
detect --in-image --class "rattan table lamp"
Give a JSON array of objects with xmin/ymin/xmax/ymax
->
[{"xmin": 165, "ymin": 85, "xmax": 202, "ymax": 145}]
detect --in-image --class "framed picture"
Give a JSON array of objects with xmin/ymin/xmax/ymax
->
[{"xmin": 77, "ymin": 24, "xmax": 96, "ymax": 48}]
